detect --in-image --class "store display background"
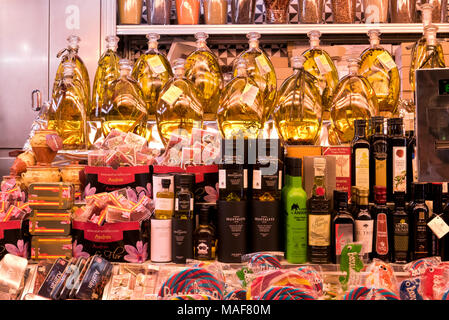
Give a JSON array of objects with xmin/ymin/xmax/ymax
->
[{"xmin": 125, "ymin": 0, "xmax": 449, "ymax": 66}]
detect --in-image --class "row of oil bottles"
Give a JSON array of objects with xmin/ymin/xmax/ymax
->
[{"xmin": 44, "ymin": 4, "xmax": 445, "ymax": 151}]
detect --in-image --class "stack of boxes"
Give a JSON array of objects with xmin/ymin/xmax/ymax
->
[{"xmin": 28, "ymin": 183, "xmax": 74, "ymax": 260}]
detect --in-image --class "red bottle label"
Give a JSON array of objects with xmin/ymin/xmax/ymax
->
[{"xmin": 376, "ymin": 213, "xmax": 389, "ymax": 255}]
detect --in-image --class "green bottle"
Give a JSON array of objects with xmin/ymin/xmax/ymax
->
[{"xmin": 283, "ymin": 157, "xmax": 308, "ymax": 263}]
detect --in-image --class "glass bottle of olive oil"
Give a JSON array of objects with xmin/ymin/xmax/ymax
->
[
  {"xmin": 359, "ymin": 30, "xmax": 400, "ymax": 118},
  {"xmin": 273, "ymin": 55, "xmax": 323, "ymax": 145},
  {"xmin": 102, "ymin": 59, "xmax": 148, "ymax": 137},
  {"xmin": 184, "ymin": 32, "xmax": 223, "ymax": 115},
  {"xmin": 234, "ymin": 32, "xmax": 277, "ymax": 123},
  {"xmin": 156, "ymin": 58, "xmax": 203, "ymax": 146}
]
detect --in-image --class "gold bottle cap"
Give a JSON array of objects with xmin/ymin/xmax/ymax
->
[{"xmin": 105, "ymin": 35, "xmax": 119, "ymax": 51}]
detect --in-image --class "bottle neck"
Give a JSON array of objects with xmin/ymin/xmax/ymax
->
[
  {"xmin": 286, "ymin": 174, "xmax": 302, "ymax": 186},
  {"xmin": 196, "ymin": 40, "xmax": 208, "ymax": 49},
  {"xmin": 249, "ymin": 40, "xmax": 259, "ymax": 50},
  {"xmin": 354, "ymin": 125, "xmax": 366, "ymax": 139},
  {"xmin": 199, "ymin": 212, "xmax": 209, "ymax": 225},
  {"xmin": 388, "ymin": 124, "xmax": 403, "ymax": 135},
  {"xmin": 373, "ymin": 122, "xmax": 384, "ymax": 134},
  {"xmin": 310, "ymin": 39, "xmax": 320, "ymax": 49}
]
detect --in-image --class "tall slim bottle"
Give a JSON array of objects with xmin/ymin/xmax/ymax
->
[
  {"xmin": 391, "ymin": 191, "xmax": 410, "ymax": 263},
  {"xmin": 351, "ymin": 119, "xmax": 370, "ymax": 190},
  {"xmin": 49, "ymin": 62, "xmax": 87, "ymax": 150},
  {"xmin": 369, "ymin": 116, "xmax": 388, "ymax": 202},
  {"xmin": 405, "ymin": 113, "xmax": 417, "ymax": 202},
  {"xmin": 428, "ymin": 183, "xmax": 443, "ymax": 257},
  {"xmin": 283, "ymin": 157, "xmax": 308, "ymax": 264},
  {"xmin": 387, "ymin": 118, "xmax": 407, "ymax": 202},
  {"xmin": 354, "ymin": 187, "xmax": 373, "ymax": 263},
  {"xmin": 372, "ymin": 185, "xmax": 391, "ymax": 261},
  {"xmin": 331, "ymin": 190, "xmax": 354, "ymax": 264},
  {"xmin": 184, "ymin": 32, "xmax": 223, "ymax": 114},
  {"xmin": 411, "ymin": 182, "xmax": 430, "ymax": 260},
  {"xmin": 307, "ymin": 157, "xmax": 331, "ymax": 264}
]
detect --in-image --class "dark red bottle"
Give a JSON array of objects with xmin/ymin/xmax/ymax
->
[{"xmin": 372, "ymin": 185, "xmax": 391, "ymax": 261}]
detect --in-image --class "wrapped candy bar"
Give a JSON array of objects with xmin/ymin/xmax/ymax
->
[
  {"xmin": 364, "ymin": 259, "xmax": 399, "ymax": 296},
  {"xmin": 88, "ymin": 150, "xmax": 107, "ymax": 167},
  {"xmin": 124, "ymin": 132, "xmax": 147, "ymax": 152}
]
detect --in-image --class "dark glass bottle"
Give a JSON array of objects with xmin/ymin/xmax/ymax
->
[
  {"xmin": 372, "ymin": 185, "xmax": 391, "ymax": 261},
  {"xmin": 391, "ymin": 191, "xmax": 409, "ymax": 263},
  {"xmin": 429, "ymin": 183, "xmax": 443, "ymax": 257},
  {"xmin": 307, "ymin": 157, "xmax": 331, "ymax": 264},
  {"xmin": 331, "ymin": 190, "xmax": 355, "ymax": 264},
  {"xmin": 193, "ymin": 204, "xmax": 216, "ymax": 261},
  {"xmin": 411, "ymin": 182, "xmax": 430, "ymax": 260},
  {"xmin": 174, "ymin": 174, "xmax": 195, "ymax": 219},
  {"xmin": 387, "ymin": 118, "xmax": 407, "ymax": 202},
  {"xmin": 350, "ymin": 186, "xmax": 358, "ymax": 218},
  {"xmin": 354, "ymin": 187, "xmax": 373, "ymax": 263},
  {"xmin": 369, "ymin": 116, "xmax": 388, "ymax": 202},
  {"xmin": 351, "ymin": 119, "xmax": 370, "ymax": 190},
  {"xmin": 405, "ymin": 114, "xmax": 416, "ymax": 202},
  {"xmin": 219, "ymin": 139, "xmax": 247, "ymax": 201}
]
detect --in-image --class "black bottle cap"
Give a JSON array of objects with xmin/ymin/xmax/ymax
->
[
  {"xmin": 162, "ymin": 179, "xmax": 171, "ymax": 188},
  {"xmin": 175, "ymin": 173, "xmax": 195, "ymax": 188},
  {"xmin": 433, "ymin": 183, "xmax": 443, "ymax": 213},
  {"xmin": 198, "ymin": 203, "xmax": 211, "ymax": 224},
  {"xmin": 413, "ymin": 182, "xmax": 426, "ymax": 201},
  {"xmin": 354, "ymin": 119, "xmax": 366, "ymax": 127},
  {"xmin": 285, "ymin": 157, "xmax": 302, "ymax": 177},
  {"xmin": 334, "ymin": 190, "xmax": 348, "ymax": 209},
  {"xmin": 393, "ymin": 191, "xmax": 406, "ymax": 209}
]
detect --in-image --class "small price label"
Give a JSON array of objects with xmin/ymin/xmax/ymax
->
[
  {"xmin": 377, "ymin": 51, "xmax": 397, "ymax": 71},
  {"xmin": 255, "ymin": 55, "xmax": 272, "ymax": 75},
  {"xmin": 240, "ymin": 84, "xmax": 263, "ymax": 118},
  {"xmin": 314, "ymin": 54, "xmax": 333, "ymax": 74},
  {"xmin": 161, "ymin": 85, "xmax": 183, "ymax": 105},
  {"xmin": 428, "ymin": 215, "xmax": 449, "ymax": 239},
  {"xmin": 148, "ymin": 55, "xmax": 166, "ymax": 74}
]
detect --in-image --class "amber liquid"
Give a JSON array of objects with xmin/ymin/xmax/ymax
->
[
  {"xmin": 359, "ymin": 48, "xmax": 400, "ymax": 118},
  {"xmin": 185, "ymin": 49, "xmax": 223, "ymax": 114}
]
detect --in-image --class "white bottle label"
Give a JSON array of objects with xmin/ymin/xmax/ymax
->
[
  {"xmin": 278, "ymin": 170, "xmax": 283, "ymax": 190},
  {"xmin": 219, "ymin": 169, "xmax": 226, "ymax": 189},
  {"xmin": 255, "ymin": 54, "xmax": 272, "ymax": 75},
  {"xmin": 253, "ymin": 170, "xmax": 261, "ymax": 189},
  {"xmin": 314, "ymin": 54, "xmax": 332, "ymax": 74},
  {"xmin": 308, "ymin": 214, "xmax": 331, "ymax": 246},
  {"xmin": 244, "ymin": 169, "xmax": 248, "ymax": 189},
  {"xmin": 155, "ymin": 198, "xmax": 174, "ymax": 211},
  {"xmin": 355, "ymin": 148, "xmax": 370, "ymax": 188},
  {"xmin": 161, "ymin": 85, "xmax": 183, "ymax": 105},
  {"xmin": 240, "ymin": 84, "xmax": 262, "ymax": 118},
  {"xmin": 355, "ymin": 219, "xmax": 374, "ymax": 255},
  {"xmin": 377, "ymin": 51, "xmax": 397, "ymax": 71},
  {"xmin": 148, "ymin": 55, "xmax": 166, "ymax": 74},
  {"xmin": 392, "ymin": 146, "xmax": 407, "ymax": 192},
  {"xmin": 150, "ymin": 219, "xmax": 172, "ymax": 262}
]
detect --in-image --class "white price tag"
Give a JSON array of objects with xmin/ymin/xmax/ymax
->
[
  {"xmin": 253, "ymin": 170, "xmax": 261, "ymax": 189},
  {"xmin": 161, "ymin": 85, "xmax": 183, "ymax": 105},
  {"xmin": 428, "ymin": 216, "xmax": 449, "ymax": 239},
  {"xmin": 219, "ymin": 169, "xmax": 226, "ymax": 189},
  {"xmin": 148, "ymin": 55, "xmax": 166, "ymax": 74}
]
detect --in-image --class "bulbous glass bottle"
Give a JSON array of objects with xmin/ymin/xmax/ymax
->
[
  {"xmin": 217, "ymin": 59, "xmax": 264, "ymax": 139},
  {"xmin": 359, "ymin": 30, "xmax": 400, "ymax": 118},
  {"xmin": 156, "ymin": 58, "xmax": 203, "ymax": 146},
  {"xmin": 52, "ymin": 35, "xmax": 90, "ymax": 111},
  {"xmin": 330, "ymin": 59, "xmax": 378, "ymax": 144},
  {"xmin": 132, "ymin": 33, "xmax": 173, "ymax": 116},
  {"xmin": 49, "ymin": 62, "xmax": 87, "ymax": 150},
  {"xmin": 273, "ymin": 56, "xmax": 322, "ymax": 145},
  {"xmin": 234, "ymin": 32, "xmax": 277, "ymax": 123},
  {"xmin": 184, "ymin": 32, "xmax": 223, "ymax": 115},
  {"xmin": 301, "ymin": 30, "xmax": 339, "ymax": 120},
  {"xmin": 102, "ymin": 59, "xmax": 148, "ymax": 137}
]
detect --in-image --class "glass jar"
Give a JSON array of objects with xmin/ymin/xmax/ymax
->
[
  {"xmin": 331, "ymin": 0, "xmax": 357, "ymax": 23},
  {"xmin": 298, "ymin": 0, "xmax": 324, "ymax": 23},
  {"xmin": 231, "ymin": 0, "xmax": 256, "ymax": 23},
  {"xmin": 118, "ymin": 0, "xmax": 143, "ymax": 24},
  {"xmin": 363, "ymin": 0, "xmax": 389, "ymax": 23},
  {"xmin": 389, "ymin": 0, "xmax": 416, "ymax": 23},
  {"xmin": 263, "ymin": 0, "xmax": 291, "ymax": 23},
  {"xmin": 421, "ymin": 0, "xmax": 448, "ymax": 23},
  {"xmin": 204, "ymin": 0, "xmax": 228, "ymax": 24},
  {"xmin": 146, "ymin": 0, "xmax": 171, "ymax": 24},
  {"xmin": 176, "ymin": 0, "xmax": 200, "ymax": 24}
]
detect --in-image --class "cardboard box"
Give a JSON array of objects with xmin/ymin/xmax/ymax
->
[
  {"xmin": 31, "ymin": 236, "xmax": 72, "ymax": 260},
  {"xmin": 271, "ymin": 57, "xmax": 289, "ymax": 68},
  {"xmin": 29, "ymin": 216, "xmax": 71, "ymax": 236},
  {"xmin": 322, "ymin": 146, "xmax": 351, "ymax": 199}
]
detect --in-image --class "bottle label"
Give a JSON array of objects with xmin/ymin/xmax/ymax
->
[
  {"xmin": 335, "ymin": 224, "xmax": 354, "ymax": 256},
  {"xmin": 286, "ymin": 205, "xmax": 308, "ymax": 262},
  {"xmin": 240, "ymin": 84, "xmax": 262, "ymax": 118},
  {"xmin": 244, "ymin": 169, "xmax": 248, "ymax": 189},
  {"xmin": 314, "ymin": 54, "xmax": 332, "ymax": 74},
  {"xmin": 155, "ymin": 198, "xmax": 174, "ymax": 211},
  {"xmin": 195, "ymin": 239, "xmax": 213, "ymax": 260},
  {"xmin": 150, "ymin": 219, "xmax": 172, "ymax": 262},
  {"xmin": 393, "ymin": 217, "xmax": 409, "ymax": 255},
  {"xmin": 175, "ymin": 197, "xmax": 193, "ymax": 212},
  {"xmin": 412, "ymin": 146, "xmax": 418, "ymax": 183},
  {"xmin": 355, "ymin": 148, "xmax": 370, "ymax": 188},
  {"xmin": 219, "ymin": 168, "xmax": 246, "ymax": 191},
  {"xmin": 375, "ymin": 159, "xmax": 387, "ymax": 187},
  {"xmin": 255, "ymin": 54, "xmax": 272, "ymax": 75},
  {"xmin": 377, "ymin": 51, "xmax": 397, "ymax": 71},
  {"xmin": 219, "ymin": 169, "xmax": 226, "ymax": 189},
  {"xmin": 161, "ymin": 85, "xmax": 183, "ymax": 105},
  {"xmin": 253, "ymin": 169, "xmax": 279, "ymax": 191},
  {"xmin": 392, "ymin": 146, "xmax": 407, "ymax": 192},
  {"xmin": 428, "ymin": 216, "xmax": 449, "ymax": 239},
  {"xmin": 415, "ymin": 214, "xmax": 428, "ymax": 255},
  {"xmin": 278, "ymin": 171, "xmax": 283, "ymax": 190},
  {"xmin": 253, "ymin": 170, "xmax": 261, "ymax": 189},
  {"xmin": 308, "ymin": 214, "xmax": 331, "ymax": 246},
  {"xmin": 375, "ymin": 213, "xmax": 389, "ymax": 255},
  {"xmin": 355, "ymin": 219, "xmax": 374, "ymax": 255},
  {"xmin": 148, "ymin": 55, "xmax": 166, "ymax": 74}
]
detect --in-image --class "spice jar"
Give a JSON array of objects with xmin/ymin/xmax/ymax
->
[
  {"xmin": 331, "ymin": 0, "xmax": 357, "ymax": 23},
  {"xmin": 363, "ymin": 0, "xmax": 389, "ymax": 23},
  {"xmin": 264, "ymin": 0, "xmax": 291, "ymax": 23},
  {"xmin": 231, "ymin": 0, "xmax": 256, "ymax": 23},
  {"xmin": 421, "ymin": 0, "xmax": 448, "ymax": 23},
  {"xmin": 21, "ymin": 166, "xmax": 61, "ymax": 188},
  {"xmin": 118, "ymin": 0, "xmax": 144, "ymax": 24},
  {"xmin": 298, "ymin": 0, "xmax": 324, "ymax": 23},
  {"xmin": 176, "ymin": 0, "xmax": 200, "ymax": 24},
  {"xmin": 146, "ymin": 0, "xmax": 171, "ymax": 24},
  {"xmin": 29, "ymin": 129, "xmax": 59, "ymax": 165},
  {"xmin": 204, "ymin": 0, "xmax": 228, "ymax": 24},
  {"xmin": 389, "ymin": 0, "xmax": 416, "ymax": 23}
]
